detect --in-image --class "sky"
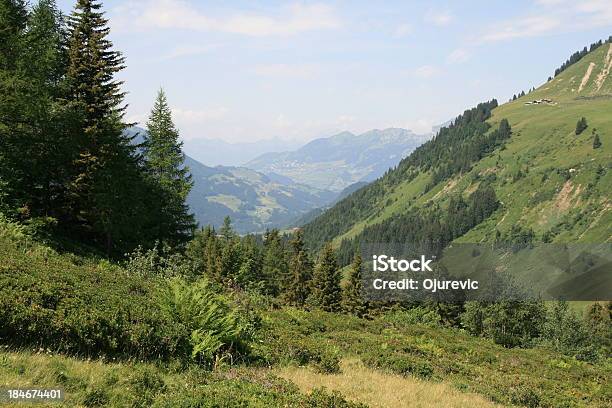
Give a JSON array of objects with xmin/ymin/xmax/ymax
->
[{"xmin": 55, "ymin": 0, "xmax": 612, "ymax": 145}]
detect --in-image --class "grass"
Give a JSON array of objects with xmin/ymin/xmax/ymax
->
[
  {"xmin": 255, "ymin": 308, "xmax": 612, "ymax": 407},
  {"xmin": 0, "ymin": 348, "xmax": 362, "ymax": 407},
  {"xmin": 277, "ymin": 358, "xmax": 502, "ymax": 408},
  {"xmin": 332, "ymin": 44, "xmax": 612, "ymax": 246}
]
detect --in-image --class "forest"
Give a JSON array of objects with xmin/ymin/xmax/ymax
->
[{"xmin": 0, "ymin": 1, "xmax": 610, "ymax": 407}]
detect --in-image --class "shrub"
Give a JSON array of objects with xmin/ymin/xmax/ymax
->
[
  {"xmin": 161, "ymin": 278, "xmax": 251, "ymax": 365},
  {"xmin": 461, "ymin": 300, "xmax": 545, "ymax": 348},
  {"xmin": 575, "ymin": 117, "xmax": 588, "ymax": 135}
]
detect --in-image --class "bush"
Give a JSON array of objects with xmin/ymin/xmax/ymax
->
[
  {"xmin": 161, "ymin": 278, "xmax": 251, "ymax": 365},
  {"xmin": 461, "ymin": 300, "xmax": 545, "ymax": 348},
  {"xmin": 0, "ymin": 232, "xmax": 250, "ymax": 364},
  {"xmin": 540, "ymin": 301, "xmax": 603, "ymax": 362}
]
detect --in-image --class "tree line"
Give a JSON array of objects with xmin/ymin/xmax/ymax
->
[
  {"xmin": 185, "ymin": 217, "xmax": 369, "ymax": 317},
  {"xmin": 0, "ymin": 0, "xmax": 194, "ymax": 256}
]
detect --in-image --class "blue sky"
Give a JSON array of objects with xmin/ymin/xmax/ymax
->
[{"xmin": 55, "ymin": 0, "xmax": 612, "ymax": 144}]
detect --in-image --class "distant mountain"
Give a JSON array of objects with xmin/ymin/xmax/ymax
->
[
  {"xmin": 124, "ymin": 127, "xmax": 337, "ymax": 234},
  {"xmin": 245, "ymin": 128, "xmax": 429, "ymax": 191},
  {"xmin": 303, "ymin": 41, "xmax": 612, "ymax": 273},
  {"xmin": 287, "ymin": 181, "xmax": 370, "ymax": 228},
  {"xmin": 185, "ymin": 157, "xmax": 336, "ymax": 233},
  {"xmin": 182, "ymin": 137, "xmax": 301, "ymax": 166}
]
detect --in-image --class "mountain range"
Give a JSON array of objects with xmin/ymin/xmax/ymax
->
[
  {"xmin": 245, "ymin": 128, "xmax": 430, "ymax": 191},
  {"xmin": 302, "ymin": 41, "xmax": 612, "ymax": 296}
]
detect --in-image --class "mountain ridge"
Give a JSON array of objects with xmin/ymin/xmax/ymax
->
[
  {"xmin": 246, "ymin": 128, "xmax": 430, "ymax": 191},
  {"xmin": 303, "ymin": 42, "xmax": 612, "ymax": 261}
]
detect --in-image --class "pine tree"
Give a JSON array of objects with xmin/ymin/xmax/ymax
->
[
  {"xmin": 310, "ymin": 243, "xmax": 342, "ymax": 312},
  {"xmin": 65, "ymin": 0, "xmax": 149, "ymax": 254},
  {"xmin": 0, "ymin": 0, "xmax": 27, "ymax": 69},
  {"xmin": 342, "ymin": 254, "xmax": 368, "ymax": 317},
  {"xmin": 0, "ymin": 0, "xmax": 28, "ymax": 214},
  {"xmin": 282, "ymin": 229, "xmax": 312, "ymax": 306},
  {"xmin": 18, "ymin": 0, "xmax": 71, "ymax": 216},
  {"xmin": 593, "ymin": 134, "xmax": 602, "ymax": 149},
  {"xmin": 143, "ymin": 88, "xmax": 194, "ymax": 244},
  {"xmin": 261, "ymin": 229, "xmax": 287, "ymax": 295},
  {"xmin": 575, "ymin": 117, "xmax": 588, "ymax": 135}
]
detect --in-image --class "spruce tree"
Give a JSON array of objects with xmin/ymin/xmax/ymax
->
[
  {"xmin": 310, "ymin": 243, "xmax": 342, "ymax": 312},
  {"xmin": 143, "ymin": 88, "xmax": 195, "ymax": 244},
  {"xmin": 342, "ymin": 254, "xmax": 368, "ymax": 317},
  {"xmin": 0, "ymin": 0, "xmax": 27, "ymax": 69},
  {"xmin": 593, "ymin": 134, "xmax": 602, "ymax": 149},
  {"xmin": 18, "ymin": 0, "xmax": 70, "ymax": 216},
  {"xmin": 0, "ymin": 0, "xmax": 28, "ymax": 214},
  {"xmin": 262, "ymin": 229, "xmax": 287, "ymax": 296},
  {"xmin": 282, "ymin": 229, "xmax": 312, "ymax": 306},
  {"xmin": 575, "ymin": 117, "xmax": 588, "ymax": 135},
  {"xmin": 65, "ymin": 0, "xmax": 149, "ymax": 254}
]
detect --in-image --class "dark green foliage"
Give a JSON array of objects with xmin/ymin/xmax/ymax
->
[
  {"xmin": 282, "ymin": 229, "xmax": 312, "ymax": 306},
  {"xmin": 0, "ymin": 0, "xmax": 192, "ymax": 256},
  {"xmin": 575, "ymin": 117, "xmax": 588, "ymax": 135},
  {"xmin": 0, "ymin": 225, "xmax": 251, "ymax": 365},
  {"xmin": 540, "ymin": 301, "xmax": 607, "ymax": 362},
  {"xmin": 303, "ymin": 101, "xmax": 504, "ymax": 251},
  {"xmin": 143, "ymin": 89, "xmax": 195, "ymax": 245},
  {"xmin": 461, "ymin": 300, "xmax": 546, "ymax": 348},
  {"xmin": 262, "ymin": 229, "xmax": 287, "ymax": 296},
  {"xmin": 337, "ymin": 182, "xmax": 499, "ymax": 264},
  {"xmin": 554, "ymin": 37, "xmax": 612, "ymax": 77},
  {"xmin": 593, "ymin": 133, "xmax": 602, "ymax": 148},
  {"xmin": 256, "ymin": 308, "xmax": 611, "ymax": 407},
  {"xmin": 342, "ymin": 254, "xmax": 368, "ymax": 317},
  {"xmin": 310, "ymin": 243, "xmax": 342, "ymax": 312}
]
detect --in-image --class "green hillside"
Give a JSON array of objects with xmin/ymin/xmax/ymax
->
[{"xmin": 303, "ymin": 42, "xmax": 612, "ymax": 256}]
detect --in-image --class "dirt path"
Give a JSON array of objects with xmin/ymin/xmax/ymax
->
[{"xmin": 579, "ymin": 62, "xmax": 596, "ymax": 92}]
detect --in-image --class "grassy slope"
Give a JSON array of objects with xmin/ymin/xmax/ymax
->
[
  {"xmin": 277, "ymin": 359, "xmax": 502, "ymax": 408},
  {"xmin": 256, "ymin": 308, "xmax": 611, "ymax": 407},
  {"xmin": 332, "ymin": 44, "xmax": 612, "ymax": 246},
  {"xmin": 0, "ymin": 349, "xmax": 360, "ymax": 408}
]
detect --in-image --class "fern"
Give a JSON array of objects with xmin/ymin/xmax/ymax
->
[{"xmin": 161, "ymin": 278, "xmax": 246, "ymax": 364}]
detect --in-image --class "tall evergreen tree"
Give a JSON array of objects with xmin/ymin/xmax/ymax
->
[
  {"xmin": 0, "ymin": 0, "xmax": 27, "ymax": 69},
  {"xmin": 282, "ymin": 229, "xmax": 312, "ymax": 306},
  {"xmin": 262, "ymin": 229, "xmax": 287, "ymax": 296},
  {"xmin": 0, "ymin": 0, "xmax": 28, "ymax": 214},
  {"xmin": 65, "ymin": 0, "xmax": 150, "ymax": 254},
  {"xmin": 310, "ymin": 243, "xmax": 342, "ymax": 312},
  {"xmin": 342, "ymin": 253, "xmax": 368, "ymax": 317},
  {"xmin": 143, "ymin": 88, "xmax": 195, "ymax": 244},
  {"xmin": 17, "ymin": 0, "xmax": 71, "ymax": 216}
]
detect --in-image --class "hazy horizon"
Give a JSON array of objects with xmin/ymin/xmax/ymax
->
[{"xmin": 56, "ymin": 0, "xmax": 612, "ymax": 145}]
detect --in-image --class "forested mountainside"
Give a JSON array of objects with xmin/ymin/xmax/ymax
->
[
  {"xmin": 304, "ymin": 42, "xmax": 612, "ymax": 263},
  {"xmin": 186, "ymin": 156, "xmax": 336, "ymax": 233},
  {"xmin": 246, "ymin": 128, "xmax": 429, "ymax": 191}
]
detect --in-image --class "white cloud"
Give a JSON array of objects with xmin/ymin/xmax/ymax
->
[
  {"xmin": 160, "ymin": 44, "xmax": 221, "ymax": 60},
  {"xmin": 393, "ymin": 23, "xmax": 413, "ymax": 38},
  {"xmin": 481, "ymin": 15, "xmax": 561, "ymax": 42},
  {"xmin": 425, "ymin": 9, "xmax": 453, "ymax": 26},
  {"xmin": 479, "ymin": 0, "xmax": 612, "ymax": 43},
  {"xmin": 414, "ymin": 65, "xmax": 441, "ymax": 78},
  {"xmin": 447, "ymin": 48, "xmax": 469, "ymax": 64},
  {"xmin": 251, "ymin": 63, "xmax": 321, "ymax": 78},
  {"xmin": 113, "ymin": 0, "xmax": 341, "ymax": 36}
]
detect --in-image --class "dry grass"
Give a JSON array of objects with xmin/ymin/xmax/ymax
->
[{"xmin": 276, "ymin": 359, "xmax": 503, "ymax": 408}]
